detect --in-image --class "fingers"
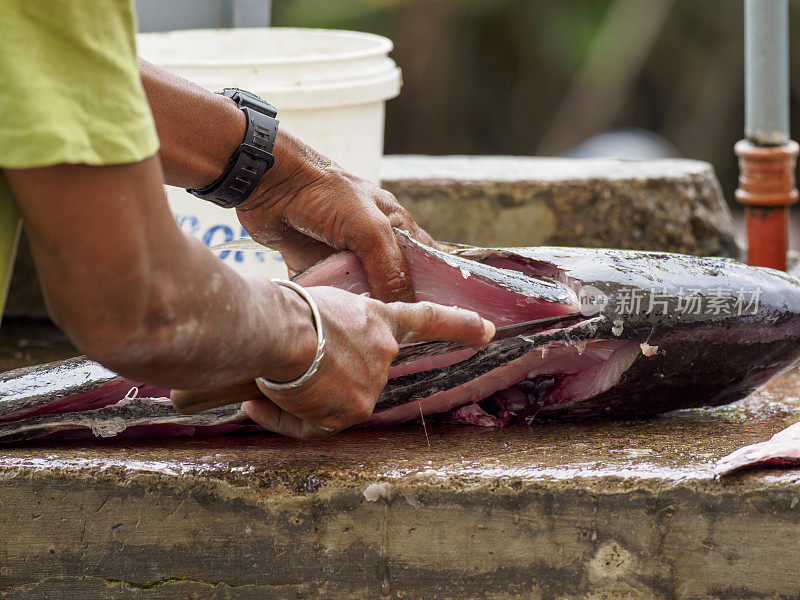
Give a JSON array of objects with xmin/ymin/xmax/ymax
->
[
  {"xmin": 242, "ymin": 398, "xmax": 334, "ymax": 440},
  {"xmin": 347, "ymin": 211, "xmax": 415, "ymax": 303},
  {"xmin": 376, "ymin": 190, "xmax": 440, "ymax": 249},
  {"xmin": 385, "ymin": 301, "xmax": 495, "ymax": 345},
  {"xmin": 253, "ymin": 374, "xmax": 376, "ymax": 436}
]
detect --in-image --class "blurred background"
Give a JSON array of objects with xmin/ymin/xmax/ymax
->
[
  {"xmin": 287, "ymin": 0, "xmax": 794, "ymax": 206},
  {"xmin": 136, "ymin": 0, "xmax": 800, "ymax": 208}
]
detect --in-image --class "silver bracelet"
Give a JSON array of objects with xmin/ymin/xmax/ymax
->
[{"xmin": 257, "ymin": 279, "xmax": 326, "ymax": 391}]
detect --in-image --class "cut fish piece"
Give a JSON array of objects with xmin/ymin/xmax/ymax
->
[
  {"xmin": 0, "ymin": 357, "xmax": 168, "ymax": 423},
  {"xmin": 295, "ymin": 231, "xmax": 579, "ymax": 325},
  {"xmin": 0, "ymin": 397, "xmax": 253, "ymax": 443},
  {"xmin": 715, "ymin": 421, "xmax": 800, "ymax": 476}
]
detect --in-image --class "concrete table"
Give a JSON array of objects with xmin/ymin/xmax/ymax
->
[
  {"xmin": 1, "ymin": 372, "xmax": 800, "ymax": 599},
  {"xmin": 381, "ymin": 156, "xmax": 739, "ymax": 258}
]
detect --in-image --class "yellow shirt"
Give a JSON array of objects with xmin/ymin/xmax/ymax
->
[{"xmin": 0, "ymin": 0, "xmax": 159, "ymax": 317}]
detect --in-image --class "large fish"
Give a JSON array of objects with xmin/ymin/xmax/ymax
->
[{"xmin": 2, "ymin": 231, "xmax": 800, "ymax": 442}]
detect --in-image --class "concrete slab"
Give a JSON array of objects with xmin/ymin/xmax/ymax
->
[
  {"xmin": 1, "ymin": 370, "xmax": 800, "ymax": 598},
  {"xmin": 381, "ymin": 155, "xmax": 739, "ymax": 258},
  {"xmin": 0, "ymin": 318, "xmax": 77, "ymax": 373}
]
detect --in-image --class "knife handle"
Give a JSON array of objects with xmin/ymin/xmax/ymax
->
[{"xmin": 170, "ymin": 380, "xmax": 262, "ymax": 414}]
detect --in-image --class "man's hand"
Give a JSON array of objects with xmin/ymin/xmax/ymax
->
[
  {"xmin": 236, "ymin": 131, "xmax": 435, "ymax": 303},
  {"xmin": 140, "ymin": 60, "xmax": 434, "ymax": 303},
  {"xmin": 242, "ymin": 286, "xmax": 495, "ymax": 440}
]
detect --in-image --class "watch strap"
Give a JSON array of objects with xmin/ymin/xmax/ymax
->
[{"xmin": 188, "ymin": 90, "xmax": 279, "ymax": 208}]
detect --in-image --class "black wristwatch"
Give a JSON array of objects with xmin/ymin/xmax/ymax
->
[{"xmin": 188, "ymin": 88, "xmax": 279, "ymax": 208}]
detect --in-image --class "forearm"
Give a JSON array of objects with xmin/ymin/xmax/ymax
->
[
  {"xmin": 139, "ymin": 58, "xmax": 311, "ymax": 191},
  {"xmin": 139, "ymin": 58, "xmax": 244, "ymax": 189},
  {"xmin": 92, "ymin": 238, "xmax": 318, "ymax": 390},
  {"xmin": 5, "ymin": 158, "xmax": 316, "ymax": 390}
]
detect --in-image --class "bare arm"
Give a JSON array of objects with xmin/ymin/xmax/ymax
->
[
  {"xmin": 4, "ymin": 158, "xmax": 316, "ymax": 390},
  {"xmin": 137, "ymin": 59, "xmax": 245, "ymax": 189},
  {"xmin": 2, "ymin": 62, "xmax": 494, "ymax": 438}
]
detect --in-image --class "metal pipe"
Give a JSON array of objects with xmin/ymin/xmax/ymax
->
[
  {"xmin": 736, "ymin": 140, "xmax": 798, "ymax": 269},
  {"xmin": 738, "ymin": 0, "xmax": 796, "ymax": 270},
  {"xmin": 232, "ymin": 0, "xmax": 271, "ymax": 28},
  {"xmin": 744, "ymin": 0, "xmax": 789, "ymax": 145}
]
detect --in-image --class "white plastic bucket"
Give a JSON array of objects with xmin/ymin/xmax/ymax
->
[{"xmin": 137, "ymin": 27, "xmax": 402, "ymax": 276}]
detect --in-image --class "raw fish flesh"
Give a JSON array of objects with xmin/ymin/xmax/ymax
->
[
  {"xmin": 716, "ymin": 421, "xmax": 800, "ymax": 475},
  {"xmin": 3, "ymin": 230, "xmax": 800, "ymax": 441}
]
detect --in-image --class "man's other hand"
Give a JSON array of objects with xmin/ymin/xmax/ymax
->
[{"xmin": 242, "ymin": 287, "xmax": 495, "ymax": 440}]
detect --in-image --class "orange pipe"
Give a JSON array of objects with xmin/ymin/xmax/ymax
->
[
  {"xmin": 745, "ymin": 206, "xmax": 790, "ymax": 269},
  {"xmin": 735, "ymin": 139, "xmax": 799, "ymax": 270}
]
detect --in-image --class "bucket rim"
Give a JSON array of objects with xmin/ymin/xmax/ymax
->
[
  {"xmin": 254, "ymin": 65, "xmax": 402, "ymax": 109},
  {"xmin": 137, "ymin": 27, "xmax": 394, "ymax": 68}
]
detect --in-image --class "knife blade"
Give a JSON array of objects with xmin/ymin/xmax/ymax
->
[{"xmin": 391, "ymin": 312, "xmax": 584, "ymax": 367}]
